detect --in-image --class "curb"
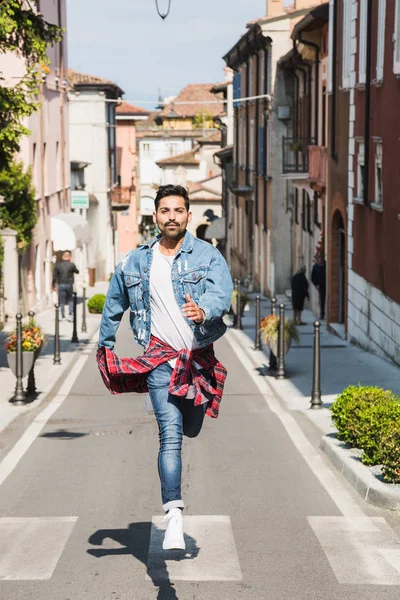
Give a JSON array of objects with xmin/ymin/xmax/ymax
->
[{"xmin": 320, "ymin": 434, "xmax": 400, "ymax": 511}]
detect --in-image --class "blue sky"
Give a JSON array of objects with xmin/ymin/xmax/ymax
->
[{"xmin": 66, "ymin": 0, "xmax": 272, "ymax": 108}]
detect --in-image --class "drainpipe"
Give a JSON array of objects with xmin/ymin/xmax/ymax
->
[
  {"xmin": 363, "ymin": 0, "xmax": 373, "ymax": 206},
  {"xmin": 298, "ymin": 35, "xmax": 320, "ymax": 144}
]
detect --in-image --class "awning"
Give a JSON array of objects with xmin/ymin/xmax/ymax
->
[
  {"xmin": 51, "ymin": 212, "xmax": 91, "ymax": 251},
  {"xmin": 204, "ymin": 217, "xmax": 226, "ymax": 240}
]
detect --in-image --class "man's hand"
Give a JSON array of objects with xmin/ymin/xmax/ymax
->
[{"xmin": 182, "ymin": 294, "xmax": 206, "ymax": 323}]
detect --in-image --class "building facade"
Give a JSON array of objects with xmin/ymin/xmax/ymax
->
[
  {"xmin": 339, "ymin": 0, "xmax": 400, "ymax": 363},
  {"xmin": 115, "ymin": 102, "xmax": 149, "ymax": 260},
  {"xmin": 68, "ymin": 70, "xmax": 123, "ymax": 281},
  {"xmin": 0, "ymin": 0, "xmax": 71, "ymax": 314}
]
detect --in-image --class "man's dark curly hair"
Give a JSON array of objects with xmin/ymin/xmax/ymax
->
[{"xmin": 154, "ymin": 184, "xmax": 190, "ymax": 211}]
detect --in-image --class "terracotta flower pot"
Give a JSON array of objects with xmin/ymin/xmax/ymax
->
[{"xmin": 6, "ymin": 351, "xmax": 35, "ymax": 378}]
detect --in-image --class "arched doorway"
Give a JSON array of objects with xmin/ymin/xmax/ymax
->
[{"xmin": 331, "ymin": 210, "xmax": 346, "ymax": 324}]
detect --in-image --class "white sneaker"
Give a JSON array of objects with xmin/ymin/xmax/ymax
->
[{"xmin": 163, "ymin": 508, "xmax": 185, "ymax": 550}]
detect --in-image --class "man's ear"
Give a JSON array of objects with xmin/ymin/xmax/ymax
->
[
  {"xmin": 152, "ymin": 211, "xmax": 157, "ymax": 225},
  {"xmin": 187, "ymin": 211, "xmax": 193, "ymax": 224}
]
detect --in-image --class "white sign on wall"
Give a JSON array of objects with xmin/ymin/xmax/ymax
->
[{"xmin": 71, "ymin": 190, "xmax": 89, "ymax": 210}]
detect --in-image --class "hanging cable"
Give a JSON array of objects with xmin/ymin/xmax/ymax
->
[{"xmin": 155, "ymin": 0, "xmax": 172, "ymax": 20}]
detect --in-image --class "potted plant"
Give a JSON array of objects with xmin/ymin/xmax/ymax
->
[
  {"xmin": 5, "ymin": 319, "xmax": 45, "ymax": 378},
  {"xmin": 259, "ymin": 314, "xmax": 299, "ymax": 357},
  {"xmin": 87, "ymin": 293, "xmax": 106, "ymax": 314}
]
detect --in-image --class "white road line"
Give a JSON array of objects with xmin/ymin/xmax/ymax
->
[
  {"xmin": 0, "ymin": 342, "xmax": 95, "ymax": 489},
  {"xmin": 225, "ymin": 329, "xmax": 366, "ymax": 518}
]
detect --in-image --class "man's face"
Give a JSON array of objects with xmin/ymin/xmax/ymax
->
[{"xmin": 153, "ymin": 195, "xmax": 192, "ymax": 240}]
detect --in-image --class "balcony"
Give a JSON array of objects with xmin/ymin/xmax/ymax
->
[
  {"xmin": 308, "ymin": 146, "xmax": 328, "ymax": 190},
  {"xmin": 282, "ymin": 137, "xmax": 314, "ymax": 176},
  {"xmin": 110, "ymin": 186, "xmax": 132, "ymax": 211}
]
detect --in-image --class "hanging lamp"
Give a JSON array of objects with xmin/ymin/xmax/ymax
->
[{"xmin": 155, "ymin": 0, "xmax": 172, "ymax": 20}]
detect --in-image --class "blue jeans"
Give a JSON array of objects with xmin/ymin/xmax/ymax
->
[
  {"xmin": 147, "ymin": 362, "xmax": 207, "ymax": 512},
  {"xmin": 58, "ymin": 283, "xmax": 73, "ymax": 318}
]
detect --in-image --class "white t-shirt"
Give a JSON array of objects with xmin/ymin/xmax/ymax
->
[{"xmin": 150, "ymin": 242, "xmax": 200, "ymax": 355}]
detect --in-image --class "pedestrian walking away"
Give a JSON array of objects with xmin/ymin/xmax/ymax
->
[
  {"xmin": 291, "ymin": 265, "xmax": 309, "ymax": 325},
  {"xmin": 311, "ymin": 257, "xmax": 326, "ymax": 320},
  {"xmin": 52, "ymin": 251, "xmax": 79, "ymax": 321},
  {"xmin": 97, "ymin": 184, "xmax": 233, "ymax": 551}
]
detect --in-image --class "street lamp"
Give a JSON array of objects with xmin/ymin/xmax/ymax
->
[{"xmin": 155, "ymin": 0, "xmax": 172, "ymax": 19}]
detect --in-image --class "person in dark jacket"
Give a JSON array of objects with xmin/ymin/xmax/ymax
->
[
  {"xmin": 51, "ymin": 251, "xmax": 79, "ymax": 321},
  {"xmin": 291, "ymin": 265, "xmax": 309, "ymax": 325},
  {"xmin": 311, "ymin": 257, "xmax": 326, "ymax": 320}
]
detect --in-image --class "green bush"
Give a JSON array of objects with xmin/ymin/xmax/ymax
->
[
  {"xmin": 330, "ymin": 385, "xmax": 390, "ymax": 447},
  {"xmin": 87, "ymin": 294, "xmax": 106, "ymax": 314},
  {"xmin": 380, "ymin": 425, "xmax": 400, "ymax": 483},
  {"xmin": 356, "ymin": 399, "xmax": 400, "ymax": 465}
]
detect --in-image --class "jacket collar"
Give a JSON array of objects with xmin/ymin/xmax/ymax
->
[{"xmin": 143, "ymin": 230, "xmax": 194, "ymax": 253}]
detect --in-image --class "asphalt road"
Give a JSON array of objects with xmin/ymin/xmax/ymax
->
[{"xmin": 1, "ymin": 318, "xmax": 400, "ymax": 599}]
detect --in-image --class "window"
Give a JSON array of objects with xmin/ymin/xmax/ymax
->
[
  {"xmin": 265, "ymin": 118, "xmax": 271, "ymax": 177},
  {"xmin": 375, "ymin": 144, "xmax": 383, "ymax": 205},
  {"xmin": 342, "ymin": 0, "xmax": 352, "ymax": 88},
  {"xmin": 248, "ymin": 58, "xmax": 254, "ymax": 98},
  {"xmin": 238, "ymin": 117, "xmax": 243, "ymax": 166},
  {"xmin": 359, "ymin": 0, "xmax": 368, "ymax": 84},
  {"xmin": 261, "ymin": 50, "xmax": 265, "ymax": 95},
  {"xmin": 233, "ymin": 71, "xmax": 242, "ymax": 107},
  {"xmin": 357, "ymin": 143, "xmax": 365, "ymax": 198},
  {"xmin": 167, "ymin": 143, "xmax": 178, "ymax": 156},
  {"xmin": 142, "ymin": 143, "xmax": 150, "ymax": 157},
  {"xmin": 376, "ymin": 0, "xmax": 386, "ymax": 81},
  {"xmin": 328, "ymin": 0, "xmax": 334, "ymax": 92},
  {"xmin": 295, "ymin": 189, "xmax": 299, "ymax": 224},
  {"xmin": 394, "ymin": 0, "xmax": 400, "ymax": 74},
  {"xmin": 301, "ymin": 190, "xmax": 306, "ymax": 231}
]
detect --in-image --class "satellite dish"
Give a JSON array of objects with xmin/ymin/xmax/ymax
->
[{"xmin": 155, "ymin": 0, "xmax": 172, "ymax": 19}]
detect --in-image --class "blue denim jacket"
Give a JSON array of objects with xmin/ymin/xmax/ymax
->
[{"xmin": 98, "ymin": 230, "xmax": 233, "ymax": 350}]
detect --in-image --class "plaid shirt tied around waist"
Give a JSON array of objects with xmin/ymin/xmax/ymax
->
[{"xmin": 96, "ymin": 336, "xmax": 227, "ymax": 418}]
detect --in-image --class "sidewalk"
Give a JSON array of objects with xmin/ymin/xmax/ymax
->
[
  {"xmin": 0, "ymin": 282, "xmax": 107, "ymax": 434},
  {"xmin": 229, "ymin": 291, "xmax": 400, "ymax": 509}
]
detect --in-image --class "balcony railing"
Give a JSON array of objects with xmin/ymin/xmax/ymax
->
[
  {"xmin": 110, "ymin": 186, "xmax": 132, "ymax": 211},
  {"xmin": 308, "ymin": 146, "xmax": 328, "ymax": 189},
  {"xmin": 282, "ymin": 137, "xmax": 314, "ymax": 175}
]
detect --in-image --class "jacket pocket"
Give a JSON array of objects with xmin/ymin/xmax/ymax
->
[
  {"xmin": 181, "ymin": 268, "xmax": 206, "ymax": 300},
  {"xmin": 124, "ymin": 274, "xmax": 142, "ymax": 307}
]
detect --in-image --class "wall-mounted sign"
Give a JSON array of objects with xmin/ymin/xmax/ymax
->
[{"xmin": 71, "ymin": 190, "xmax": 89, "ymax": 210}]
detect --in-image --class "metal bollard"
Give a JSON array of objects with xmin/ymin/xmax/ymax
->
[
  {"xmin": 71, "ymin": 291, "xmax": 79, "ymax": 343},
  {"xmin": 81, "ymin": 286, "xmax": 87, "ymax": 333},
  {"xmin": 26, "ymin": 310, "xmax": 37, "ymax": 396},
  {"xmin": 236, "ymin": 279, "xmax": 242, "ymax": 330},
  {"xmin": 310, "ymin": 321, "xmax": 323, "ymax": 409},
  {"xmin": 13, "ymin": 313, "xmax": 25, "ymax": 404},
  {"xmin": 53, "ymin": 303, "xmax": 61, "ymax": 365},
  {"xmin": 276, "ymin": 303, "xmax": 286, "ymax": 379},
  {"xmin": 269, "ymin": 296, "xmax": 278, "ymax": 369},
  {"xmin": 271, "ymin": 296, "xmax": 277, "ymax": 316},
  {"xmin": 254, "ymin": 295, "xmax": 261, "ymax": 350}
]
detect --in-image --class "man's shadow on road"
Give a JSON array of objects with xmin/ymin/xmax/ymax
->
[{"xmin": 87, "ymin": 522, "xmax": 200, "ymax": 600}]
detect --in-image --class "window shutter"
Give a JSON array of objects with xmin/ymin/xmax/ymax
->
[
  {"xmin": 376, "ymin": 0, "xmax": 386, "ymax": 80},
  {"xmin": 259, "ymin": 123, "xmax": 264, "ymax": 175},
  {"xmin": 342, "ymin": 0, "xmax": 351, "ymax": 88},
  {"xmin": 328, "ymin": 0, "xmax": 334, "ymax": 93},
  {"xmin": 266, "ymin": 118, "xmax": 271, "ymax": 177},
  {"xmin": 359, "ymin": 0, "xmax": 367, "ymax": 83},
  {"xmin": 394, "ymin": 0, "xmax": 400, "ymax": 74}
]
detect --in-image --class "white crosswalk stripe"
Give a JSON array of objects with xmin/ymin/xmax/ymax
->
[
  {"xmin": 146, "ymin": 515, "xmax": 242, "ymax": 582},
  {"xmin": 0, "ymin": 517, "xmax": 77, "ymax": 580}
]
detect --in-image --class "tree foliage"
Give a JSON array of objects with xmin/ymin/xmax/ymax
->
[
  {"xmin": 0, "ymin": 0, "xmax": 61, "ymax": 167},
  {"xmin": 0, "ymin": 160, "xmax": 37, "ymax": 248}
]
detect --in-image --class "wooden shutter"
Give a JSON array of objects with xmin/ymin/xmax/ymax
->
[
  {"xmin": 376, "ymin": 0, "xmax": 386, "ymax": 80},
  {"xmin": 394, "ymin": 0, "xmax": 400, "ymax": 74}
]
